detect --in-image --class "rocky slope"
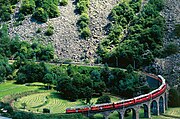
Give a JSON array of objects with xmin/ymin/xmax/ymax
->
[
  {"xmin": 7, "ymin": 0, "xmax": 120, "ymax": 63},
  {"xmin": 158, "ymin": 0, "xmax": 180, "ymax": 86}
]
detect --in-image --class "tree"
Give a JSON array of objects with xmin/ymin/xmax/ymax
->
[
  {"xmin": 13, "ymin": 112, "xmax": 35, "ymax": 119},
  {"xmin": 126, "ymin": 64, "xmax": 134, "ymax": 73},
  {"xmin": 43, "ymin": 108, "xmax": 50, "ymax": 113},
  {"xmin": 60, "ymin": 0, "xmax": 68, "ymax": 6},
  {"xmin": 96, "ymin": 95, "xmax": 111, "ymax": 104},
  {"xmin": 93, "ymin": 81, "xmax": 106, "ymax": 95},
  {"xmin": 80, "ymin": 27, "xmax": 91, "ymax": 39},
  {"xmin": 32, "ymin": 8, "xmax": 48, "ymax": 23},
  {"xmin": 21, "ymin": 102, "xmax": 27, "ymax": 109},
  {"xmin": 81, "ymin": 86, "xmax": 94, "ymax": 104},
  {"xmin": 168, "ymin": 88, "xmax": 180, "ymax": 107},
  {"xmin": 56, "ymin": 76, "xmax": 78, "ymax": 101},
  {"xmin": 20, "ymin": 0, "xmax": 35, "ymax": 15},
  {"xmin": 91, "ymin": 70, "xmax": 101, "ymax": 82},
  {"xmin": 43, "ymin": 73, "xmax": 53, "ymax": 90}
]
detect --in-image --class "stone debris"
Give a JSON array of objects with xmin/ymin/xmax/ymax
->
[
  {"xmin": 159, "ymin": 0, "xmax": 180, "ymax": 86},
  {"xmin": 7, "ymin": 0, "xmax": 119, "ymax": 63}
]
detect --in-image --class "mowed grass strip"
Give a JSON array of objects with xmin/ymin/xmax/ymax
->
[
  {"xmin": 14, "ymin": 93, "xmax": 49, "ymax": 109},
  {"xmin": 14, "ymin": 91, "xmax": 121, "ymax": 114},
  {"xmin": 165, "ymin": 107, "xmax": 180, "ymax": 117},
  {"xmin": 14, "ymin": 92, "xmax": 82, "ymax": 113},
  {"xmin": 0, "ymin": 81, "xmax": 40, "ymax": 100}
]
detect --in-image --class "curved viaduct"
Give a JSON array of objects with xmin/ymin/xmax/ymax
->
[{"xmin": 86, "ymin": 74, "xmax": 168, "ymax": 119}]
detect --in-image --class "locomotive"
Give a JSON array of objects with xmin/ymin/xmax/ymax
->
[{"xmin": 66, "ymin": 75, "xmax": 167, "ymax": 113}]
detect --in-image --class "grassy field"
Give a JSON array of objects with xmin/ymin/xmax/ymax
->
[
  {"xmin": 0, "ymin": 81, "xmax": 41, "ymax": 100},
  {"xmin": 14, "ymin": 92, "xmax": 120, "ymax": 113}
]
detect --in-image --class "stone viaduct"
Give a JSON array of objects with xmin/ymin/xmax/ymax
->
[{"xmin": 86, "ymin": 74, "xmax": 168, "ymax": 119}]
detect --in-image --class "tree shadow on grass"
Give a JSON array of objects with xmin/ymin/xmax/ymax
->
[{"xmin": 49, "ymin": 92, "xmax": 77, "ymax": 102}]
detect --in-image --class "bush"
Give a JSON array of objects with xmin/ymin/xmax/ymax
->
[
  {"xmin": 45, "ymin": 25, "xmax": 54, "ymax": 36},
  {"xmin": 76, "ymin": 1, "xmax": 89, "ymax": 14},
  {"xmin": 168, "ymin": 88, "xmax": 180, "ymax": 107},
  {"xmin": 45, "ymin": 28, "xmax": 53, "ymax": 36},
  {"xmin": 43, "ymin": 108, "xmax": 50, "ymax": 113},
  {"xmin": 13, "ymin": 111, "xmax": 35, "ymax": 119},
  {"xmin": 1, "ymin": 12, "xmax": 11, "ymax": 21},
  {"xmin": 32, "ymin": 8, "xmax": 48, "ymax": 23},
  {"xmin": 17, "ymin": 13, "xmax": 25, "ymax": 21},
  {"xmin": 36, "ymin": 28, "xmax": 42, "ymax": 33},
  {"xmin": 163, "ymin": 43, "xmax": 179, "ymax": 57},
  {"xmin": 96, "ymin": 95, "xmax": 111, "ymax": 104},
  {"xmin": 44, "ymin": 3, "xmax": 60, "ymax": 18},
  {"xmin": 80, "ymin": 27, "xmax": 91, "ymax": 39},
  {"xmin": 175, "ymin": 24, "xmax": 180, "ymax": 37},
  {"xmin": 60, "ymin": 0, "xmax": 68, "ymax": 6},
  {"xmin": 20, "ymin": 2, "xmax": 35, "ymax": 15}
]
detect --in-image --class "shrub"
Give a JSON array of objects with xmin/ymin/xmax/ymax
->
[
  {"xmin": 78, "ymin": 13, "xmax": 90, "ymax": 24},
  {"xmin": 1, "ymin": 12, "xmax": 11, "ymax": 21},
  {"xmin": 80, "ymin": 27, "xmax": 91, "ymax": 39},
  {"xmin": 13, "ymin": 21, "xmax": 22, "ymax": 26},
  {"xmin": 32, "ymin": 8, "xmax": 48, "ymax": 23},
  {"xmin": 76, "ymin": 1, "xmax": 89, "ymax": 14},
  {"xmin": 163, "ymin": 43, "xmax": 179, "ymax": 57},
  {"xmin": 168, "ymin": 88, "xmax": 180, "ymax": 107},
  {"xmin": 20, "ymin": 2, "xmax": 35, "ymax": 15},
  {"xmin": 45, "ymin": 25, "xmax": 54, "ymax": 36},
  {"xmin": 78, "ymin": 13, "xmax": 90, "ymax": 30},
  {"xmin": 43, "ymin": 108, "xmax": 50, "ymax": 113},
  {"xmin": 96, "ymin": 95, "xmax": 111, "ymax": 104},
  {"xmin": 44, "ymin": 3, "xmax": 60, "ymax": 18},
  {"xmin": 45, "ymin": 28, "xmax": 53, "ymax": 36},
  {"xmin": 60, "ymin": 0, "xmax": 68, "ymax": 6},
  {"xmin": 175, "ymin": 24, "xmax": 180, "ymax": 37},
  {"xmin": 17, "ymin": 13, "xmax": 25, "ymax": 21},
  {"xmin": 36, "ymin": 28, "xmax": 42, "ymax": 33},
  {"xmin": 13, "ymin": 111, "xmax": 35, "ymax": 119}
]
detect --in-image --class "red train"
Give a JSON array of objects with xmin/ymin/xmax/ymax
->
[{"xmin": 66, "ymin": 75, "xmax": 167, "ymax": 113}]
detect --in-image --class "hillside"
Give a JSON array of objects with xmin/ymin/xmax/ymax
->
[
  {"xmin": 158, "ymin": 0, "xmax": 180, "ymax": 86},
  {"xmin": 7, "ymin": 0, "xmax": 119, "ymax": 63},
  {"xmin": 2, "ymin": 0, "xmax": 180, "ymax": 85}
]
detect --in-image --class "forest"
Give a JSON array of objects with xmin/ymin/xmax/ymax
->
[{"xmin": 97, "ymin": 0, "xmax": 178, "ymax": 69}]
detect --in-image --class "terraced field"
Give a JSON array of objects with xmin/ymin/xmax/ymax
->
[
  {"xmin": 0, "ymin": 81, "xmax": 41, "ymax": 100},
  {"xmin": 165, "ymin": 107, "xmax": 180, "ymax": 117},
  {"xmin": 14, "ymin": 92, "xmax": 120, "ymax": 113}
]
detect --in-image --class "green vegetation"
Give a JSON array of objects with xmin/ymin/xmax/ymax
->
[
  {"xmin": 18, "ymin": 0, "xmax": 60, "ymax": 22},
  {"xmin": 14, "ymin": 92, "xmax": 119, "ymax": 113},
  {"xmin": 45, "ymin": 25, "xmax": 54, "ymax": 36},
  {"xmin": 14, "ymin": 92, "xmax": 82, "ymax": 113},
  {"xmin": 76, "ymin": 0, "xmax": 91, "ymax": 39},
  {"xmin": 96, "ymin": 95, "xmax": 111, "ymax": 104},
  {"xmin": 162, "ymin": 42, "xmax": 179, "ymax": 57},
  {"xmin": 0, "ymin": 24, "xmax": 54, "ymax": 83},
  {"xmin": 0, "ymin": 0, "xmax": 19, "ymax": 21},
  {"xmin": 20, "ymin": 0, "xmax": 35, "ymax": 15},
  {"xmin": 0, "ymin": 24, "xmax": 54, "ymax": 61},
  {"xmin": 32, "ymin": 7, "xmax": 48, "ymax": 23},
  {"xmin": 0, "ymin": 81, "xmax": 40, "ymax": 100},
  {"xmin": 97, "ymin": 0, "xmax": 165, "ymax": 69},
  {"xmin": 168, "ymin": 88, "xmax": 180, "ymax": 107},
  {"xmin": 175, "ymin": 24, "xmax": 180, "ymax": 37},
  {"xmin": 60, "ymin": 0, "xmax": 68, "ymax": 6},
  {"xmin": 12, "ymin": 111, "xmax": 88, "ymax": 119}
]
